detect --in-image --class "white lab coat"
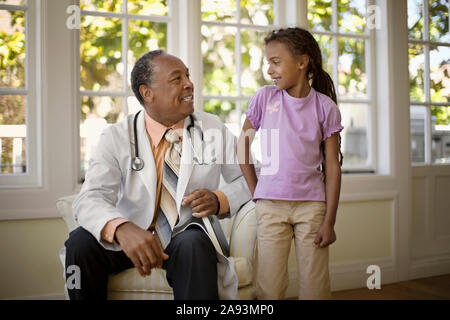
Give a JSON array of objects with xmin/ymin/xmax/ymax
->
[{"xmin": 72, "ymin": 110, "xmax": 251, "ymax": 299}]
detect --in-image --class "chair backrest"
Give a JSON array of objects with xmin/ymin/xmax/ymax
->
[{"xmin": 56, "ymin": 195, "xmax": 79, "ymax": 233}]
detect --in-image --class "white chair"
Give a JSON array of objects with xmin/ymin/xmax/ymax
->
[{"xmin": 57, "ymin": 195, "xmax": 257, "ymax": 300}]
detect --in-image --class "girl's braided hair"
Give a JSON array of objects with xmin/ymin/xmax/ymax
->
[{"xmin": 264, "ymin": 27, "xmax": 344, "ymax": 180}]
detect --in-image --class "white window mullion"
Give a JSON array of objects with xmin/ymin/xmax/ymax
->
[
  {"xmin": 331, "ymin": 0, "xmax": 339, "ymax": 100},
  {"xmin": 425, "ymin": 105, "xmax": 432, "ymax": 164},
  {"xmin": 122, "ymin": 0, "xmax": 129, "ymax": 115},
  {"xmin": 423, "ymin": 0, "xmax": 432, "ymax": 164},
  {"xmin": 366, "ymin": 0, "xmax": 376, "ymax": 170},
  {"xmin": 273, "ymin": 0, "xmax": 284, "ymax": 26},
  {"xmin": 167, "ymin": 0, "xmax": 177, "ymax": 54},
  {"xmin": 80, "ymin": 10, "xmax": 171, "ymax": 23},
  {"xmin": 235, "ymin": 0, "xmax": 242, "ymax": 126}
]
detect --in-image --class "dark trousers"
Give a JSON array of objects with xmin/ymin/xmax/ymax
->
[{"xmin": 64, "ymin": 226, "xmax": 219, "ymax": 300}]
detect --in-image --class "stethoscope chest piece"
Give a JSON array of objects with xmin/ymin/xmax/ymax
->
[{"xmin": 131, "ymin": 157, "xmax": 144, "ymax": 171}]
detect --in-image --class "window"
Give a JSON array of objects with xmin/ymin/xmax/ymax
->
[
  {"xmin": 200, "ymin": 0, "xmax": 376, "ymax": 172},
  {"xmin": 0, "ymin": 0, "xmax": 39, "ymax": 186},
  {"xmin": 200, "ymin": 0, "xmax": 276, "ymax": 137},
  {"xmin": 308, "ymin": 0, "xmax": 375, "ymax": 172},
  {"xmin": 408, "ymin": 0, "xmax": 450, "ymax": 164},
  {"xmin": 79, "ymin": 0, "xmax": 169, "ymax": 176}
]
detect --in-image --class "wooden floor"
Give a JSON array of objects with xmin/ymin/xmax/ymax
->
[{"xmin": 330, "ymin": 274, "xmax": 450, "ymax": 300}]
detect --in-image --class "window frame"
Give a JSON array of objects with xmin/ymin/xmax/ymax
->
[
  {"xmin": 0, "ymin": 0, "xmax": 42, "ymax": 187},
  {"xmin": 408, "ymin": 0, "xmax": 450, "ymax": 166}
]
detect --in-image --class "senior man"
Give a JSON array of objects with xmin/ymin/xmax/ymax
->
[{"xmin": 64, "ymin": 50, "xmax": 251, "ymax": 300}]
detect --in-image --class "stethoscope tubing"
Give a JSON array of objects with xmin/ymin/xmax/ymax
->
[{"xmin": 131, "ymin": 110, "xmax": 209, "ymax": 171}]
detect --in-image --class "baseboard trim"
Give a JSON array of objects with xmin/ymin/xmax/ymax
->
[
  {"xmin": 286, "ymin": 257, "xmax": 396, "ymax": 297},
  {"xmin": 410, "ymin": 253, "xmax": 450, "ymax": 280},
  {"xmin": 9, "ymin": 293, "xmax": 66, "ymax": 300}
]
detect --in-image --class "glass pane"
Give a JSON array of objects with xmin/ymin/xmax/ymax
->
[
  {"xmin": 80, "ymin": 0, "xmax": 122, "ymax": 13},
  {"xmin": 0, "ymin": 10, "xmax": 25, "ymax": 88},
  {"xmin": 307, "ymin": 0, "xmax": 332, "ymax": 32},
  {"xmin": 429, "ymin": 0, "xmax": 449, "ymax": 42},
  {"xmin": 338, "ymin": 0, "xmax": 366, "ymax": 34},
  {"xmin": 432, "ymin": 106, "xmax": 450, "ymax": 163},
  {"xmin": 202, "ymin": 0, "xmax": 237, "ymax": 23},
  {"xmin": 408, "ymin": 0, "xmax": 424, "ymax": 40},
  {"xmin": 128, "ymin": 0, "xmax": 168, "ymax": 16},
  {"xmin": 240, "ymin": 0, "xmax": 273, "ymax": 25},
  {"xmin": 339, "ymin": 103, "xmax": 368, "ymax": 166},
  {"xmin": 128, "ymin": 20, "xmax": 167, "ymax": 89},
  {"xmin": 314, "ymin": 34, "xmax": 333, "ymax": 76},
  {"xmin": 0, "ymin": 95, "xmax": 26, "ymax": 174},
  {"xmin": 408, "ymin": 43, "xmax": 425, "ymax": 102},
  {"xmin": 80, "ymin": 16, "xmax": 123, "ymax": 91},
  {"xmin": 410, "ymin": 105, "xmax": 427, "ymax": 163},
  {"xmin": 241, "ymin": 29, "xmax": 271, "ymax": 96},
  {"xmin": 202, "ymin": 25, "xmax": 237, "ymax": 96},
  {"xmin": 338, "ymin": 38, "xmax": 367, "ymax": 99},
  {"xmin": 430, "ymin": 45, "xmax": 450, "ymax": 103},
  {"xmin": 203, "ymin": 99, "xmax": 237, "ymax": 124},
  {"xmin": 80, "ymin": 96, "xmax": 124, "ymax": 172}
]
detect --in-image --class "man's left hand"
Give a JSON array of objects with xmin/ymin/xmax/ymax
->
[{"xmin": 182, "ymin": 189, "xmax": 219, "ymax": 218}]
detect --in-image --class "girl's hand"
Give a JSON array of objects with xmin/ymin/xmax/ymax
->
[{"xmin": 314, "ymin": 223, "xmax": 336, "ymax": 248}]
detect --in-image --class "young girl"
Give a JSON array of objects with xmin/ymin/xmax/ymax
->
[{"xmin": 238, "ymin": 27, "xmax": 344, "ymax": 300}]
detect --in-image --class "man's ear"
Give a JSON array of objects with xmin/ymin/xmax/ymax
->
[{"xmin": 139, "ymin": 84, "xmax": 154, "ymax": 104}]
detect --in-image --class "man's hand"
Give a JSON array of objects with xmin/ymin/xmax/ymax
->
[
  {"xmin": 314, "ymin": 222, "xmax": 337, "ymax": 248},
  {"xmin": 182, "ymin": 189, "xmax": 219, "ymax": 218},
  {"xmin": 115, "ymin": 222, "xmax": 169, "ymax": 277}
]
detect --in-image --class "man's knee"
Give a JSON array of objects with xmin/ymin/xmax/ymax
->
[
  {"xmin": 176, "ymin": 227, "xmax": 215, "ymax": 255},
  {"xmin": 65, "ymin": 227, "xmax": 99, "ymax": 258}
]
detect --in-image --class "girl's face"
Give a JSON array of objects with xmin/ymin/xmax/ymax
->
[{"xmin": 265, "ymin": 40, "xmax": 308, "ymax": 93}]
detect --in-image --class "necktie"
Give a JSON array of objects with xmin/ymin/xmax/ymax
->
[
  {"xmin": 160, "ymin": 128, "xmax": 182, "ymax": 230},
  {"xmin": 159, "ymin": 127, "xmax": 230, "ymax": 256}
]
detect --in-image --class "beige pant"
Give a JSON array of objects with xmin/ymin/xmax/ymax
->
[{"xmin": 255, "ymin": 199, "xmax": 331, "ymax": 300}]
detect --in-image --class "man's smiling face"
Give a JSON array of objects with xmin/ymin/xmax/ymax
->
[{"xmin": 144, "ymin": 53, "xmax": 194, "ymax": 126}]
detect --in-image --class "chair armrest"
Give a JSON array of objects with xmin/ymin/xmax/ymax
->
[
  {"xmin": 229, "ymin": 200, "xmax": 257, "ymax": 259},
  {"xmin": 56, "ymin": 194, "xmax": 79, "ymax": 233}
]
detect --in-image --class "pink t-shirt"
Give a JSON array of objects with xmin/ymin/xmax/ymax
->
[{"xmin": 245, "ymin": 86, "xmax": 344, "ymax": 201}]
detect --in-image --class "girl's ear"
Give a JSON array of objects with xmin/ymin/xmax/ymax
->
[{"xmin": 298, "ymin": 54, "xmax": 310, "ymax": 70}]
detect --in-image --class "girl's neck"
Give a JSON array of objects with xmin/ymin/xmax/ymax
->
[{"xmin": 286, "ymin": 80, "xmax": 311, "ymax": 99}]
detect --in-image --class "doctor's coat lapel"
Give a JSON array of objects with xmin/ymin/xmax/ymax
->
[{"xmin": 176, "ymin": 115, "xmax": 195, "ymax": 212}]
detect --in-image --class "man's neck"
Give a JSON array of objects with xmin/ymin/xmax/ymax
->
[{"xmin": 144, "ymin": 109, "xmax": 181, "ymax": 128}]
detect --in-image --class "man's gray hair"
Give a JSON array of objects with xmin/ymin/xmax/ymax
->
[{"xmin": 131, "ymin": 49, "xmax": 165, "ymax": 106}]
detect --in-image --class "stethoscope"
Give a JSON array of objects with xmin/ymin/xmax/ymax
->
[{"xmin": 131, "ymin": 110, "xmax": 216, "ymax": 171}]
